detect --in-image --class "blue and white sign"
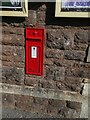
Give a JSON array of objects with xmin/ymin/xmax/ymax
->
[
  {"xmin": 62, "ymin": 0, "xmax": 90, "ymax": 8},
  {"xmin": 0, "ymin": 0, "xmax": 22, "ymax": 9}
]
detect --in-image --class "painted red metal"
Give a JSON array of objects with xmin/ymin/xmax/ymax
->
[{"xmin": 26, "ymin": 28, "xmax": 45, "ymax": 76}]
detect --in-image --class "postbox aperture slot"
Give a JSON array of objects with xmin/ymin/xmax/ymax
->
[
  {"xmin": 31, "ymin": 46, "xmax": 37, "ymax": 58},
  {"xmin": 26, "ymin": 38, "xmax": 41, "ymax": 41}
]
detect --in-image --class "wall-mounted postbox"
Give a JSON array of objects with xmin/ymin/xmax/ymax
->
[{"xmin": 26, "ymin": 28, "xmax": 45, "ymax": 76}]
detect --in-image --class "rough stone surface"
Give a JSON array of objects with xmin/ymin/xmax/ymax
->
[
  {"xmin": 2, "ymin": 34, "xmax": 25, "ymax": 46},
  {"xmin": 45, "ymin": 66, "xmax": 65, "ymax": 81},
  {"xmin": 2, "ymin": 26, "xmax": 24, "ymax": 35},
  {"xmin": 65, "ymin": 68, "xmax": 90, "ymax": 79},
  {"xmin": 47, "ymin": 29, "xmax": 74, "ymax": 50},
  {"xmin": 45, "ymin": 48, "xmax": 64, "ymax": 59},
  {"xmin": 25, "ymin": 10, "xmax": 37, "ymax": 26},
  {"xmin": 2, "ymin": 93, "xmax": 82, "ymax": 118},
  {"xmin": 66, "ymin": 101, "xmax": 82, "ymax": 111},
  {"xmin": 2, "ymin": 93, "xmax": 15, "ymax": 109},
  {"xmin": 64, "ymin": 50, "xmax": 85, "ymax": 61},
  {"xmin": 1, "ymin": 2, "xmax": 89, "ymax": 118},
  {"xmin": 2, "ymin": 67, "xmax": 24, "ymax": 85},
  {"xmin": 74, "ymin": 30, "xmax": 89, "ymax": 44}
]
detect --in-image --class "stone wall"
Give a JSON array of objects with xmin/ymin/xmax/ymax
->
[{"xmin": 0, "ymin": 2, "xmax": 90, "ymax": 118}]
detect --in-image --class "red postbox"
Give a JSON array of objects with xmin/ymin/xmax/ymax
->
[{"xmin": 26, "ymin": 28, "xmax": 45, "ymax": 76}]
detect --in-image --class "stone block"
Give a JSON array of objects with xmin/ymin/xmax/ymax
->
[
  {"xmin": 25, "ymin": 10, "xmax": 37, "ymax": 26},
  {"xmin": 64, "ymin": 50, "xmax": 85, "ymax": 61},
  {"xmin": 45, "ymin": 66, "xmax": 65, "ymax": 81},
  {"xmin": 2, "ymin": 45, "xmax": 25, "ymax": 63},
  {"xmin": 87, "ymin": 46, "xmax": 90, "ymax": 62},
  {"xmin": 56, "ymin": 77, "xmax": 82, "ymax": 92},
  {"xmin": 73, "ymin": 43, "xmax": 88, "ymax": 51},
  {"xmin": 37, "ymin": 11, "xmax": 46, "ymax": 23},
  {"xmin": 2, "ymin": 34, "xmax": 25, "ymax": 46},
  {"xmin": 2, "ymin": 93, "xmax": 15, "ymax": 109},
  {"xmin": 45, "ymin": 48, "xmax": 64, "ymax": 59},
  {"xmin": 65, "ymin": 68, "xmax": 90, "ymax": 79},
  {"xmin": 25, "ymin": 77, "xmax": 38, "ymax": 87},
  {"xmin": 74, "ymin": 30, "xmax": 89, "ymax": 44},
  {"xmin": 2, "ymin": 26, "xmax": 24, "ymax": 35},
  {"xmin": 38, "ymin": 80, "xmax": 56, "ymax": 89},
  {"xmin": 15, "ymin": 95, "xmax": 33, "ymax": 111},
  {"xmin": 47, "ymin": 29, "xmax": 74, "ymax": 50},
  {"xmin": 2, "ymin": 67, "xmax": 24, "ymax": 85},
  {"xmin": 66, "ymin": 101, "xmax": 82, "ymax": 112},
  {"xmin": 44, "ymin": 58, "xmax": 54, "ymax": 65}
]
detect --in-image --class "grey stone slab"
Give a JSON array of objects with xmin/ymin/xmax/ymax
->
[
  {"xmin": 0, "ymin": 83, "xmax": 87, "ymax": 103},
  {"xmin": 87, "ymin": 46, "xmax": 90, "ymax": 62}
]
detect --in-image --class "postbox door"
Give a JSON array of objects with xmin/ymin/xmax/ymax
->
[{"xmin": 29, "ymin": 45, "xmax": 40, "ymax": 74}]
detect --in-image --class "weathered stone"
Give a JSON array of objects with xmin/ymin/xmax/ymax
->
[
  {"xmin": 2, "ymin": 59, "xmax": 25, "ymax": 68},
  {"xmin": 44, "ymin": 58, "xmax": 54, "ymax": 65},
  {"xmin": 1, "ymin": 83, "xmax": 86, "ymax": 103},
  {"xmin": 45, "ymin": 48, "xmax": 64, "ymax": 59},
  {"xmin": 11, "ymin": 94, "xmax": 81, "ymax": 117},
  {"xmin": 2, "ymin": 45, "xmax": 25, "ymax": 63},
  {"xmin": 45, "ymin": 66, "xmax": 65, "ymax": 81},
  {"xmin": 2, "ymin": 61, "xmax": 14, "ymax": 67},
  {"xmin": 86, "ymin": 69, "xmax": 90, "ymax": 79},
  {"xmin": 13, "ymin": 46, "xmax": 25, "ymax": 63},
  {"xmin": 46, "ymin": 106, "xmax": 58, "ymax": 115},
  {"xmin": 2, "ymin": 55, "xmax": 13, "ymax": 62},
  {"xmin": 2, "ymin": 67, "xmax": 24, "ymax": 85},
  {"xmin": 15, "ymin": 95, "xmax": 34, "ymax": 111},
  {"xmin": 2, "ymin": 26, "xmax": 24, "ymax": 35},
  {"xmin": 25, "ymin": 76, "xmax": 83, "ymax": 92},
  {"xmin": 54, "ymin": 59, "xmax": 74, "ymax": 68},
  {"xmin": 74, "ymin": 30, "xmax": 89, "ymax": 44},
  {"xmin": 64, "ymin": 50, "xmax": 85, "ymax": 61},
  {"xmin": 2, "ymin": 45, "xmax": 13, "ymax": 56},
  {"xmin": 66, "ymin": 101, "xmax": 82, "ymax": 111},
  {"xmin": 15, "ymin": 95, "xmax": 48, "ymax": 113},
  {"xmin": 73, "ymin": 43, "xmax": 88, "ymax": 51},
  {"xmin": 56, "ymin": 77, "xmax": 83, "ymax": 92},
  {"xmin": 87, "ymin": 46, "xmax": 90, "ymax": 62},
  {"xmin": 65, "ymin": 68, "xmax": 86, "ymax": 78},
  {"xmin": 47, "ymin": 29, "xmax": 74, "ymax": 50},
  {"xmin": 72, "ymin": 61, "xmax": 90, "ymax": 69},
  {"xmin": 35, "ymin": 22, "xmax": 46, "ymax": 27},
  {"xmin": 37, "ymin": 11, "xmax": 46, "ymax": 22},
  {"xmin": 54, "ymin": 59, "xmax": 64, "ymax": 67},
  {"xmin": 48, "ymin": 99, "xmax": 66, "ymax": 108},
  {"xmin": 65, "ymin": 77, "xmax": 82, "ymax": 92},
  {"xmin": 58, "ymin": 107, "xmax": 80, "ymax": 118},
  {"xmin": 2, "ymin": 34, "xmax": 25, "ymax": 46},
  {"xmin": 82, "ymin": 83, "xmax": 89, "ymax": 96},
  {"xmin": 2, "ymin": 93, "xmax": 15, "ymax": 109},
  {"xmin": 25, "ymin": 10, "xmax": 37, "ymax": 26},
  {"xmin": 38, "ymin": 80, "xmax": 56, "ymax": 89},
  {"xmin": 25, "ymin": 77, "xmax": 38, "ymax": 87},
  {"xmin": 37, "ymin": 4, "xmax": 47, "ymax": 11}
]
